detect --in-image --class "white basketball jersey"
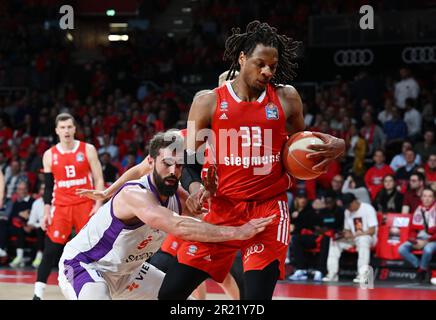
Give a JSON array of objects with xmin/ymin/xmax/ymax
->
[{"xmin": 61, "ymin": 175, "xmax": 181, "ymax": 277}]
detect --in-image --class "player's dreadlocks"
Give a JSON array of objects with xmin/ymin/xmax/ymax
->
[{"xmin": 223, "ymin": 20, "xmax": 301, "ymax": 85}]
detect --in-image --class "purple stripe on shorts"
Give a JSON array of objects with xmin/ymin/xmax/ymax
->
[{"xmin": 63, "ymin": 215, "xmax": 125, "ymax": 296}]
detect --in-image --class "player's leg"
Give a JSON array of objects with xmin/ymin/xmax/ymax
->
[
  {"xmin": 229, "ymin": 252, "xmax": 244, "ymax": 299},
  {"xmin": 34, "ymin": 205, "xmax": 71, "ymax": 300},
  {"xmin": 58, "ymin": 258, "xmax": 110, "ymax": 300},
  {"xmin": 147, "ymin": 248, "xmax": 177, "ymax": 273},
  {"xmin": 78, "ymin": 283, "xmax": 111, "ymax": 300},
  {"xmin": 32, "ymin": 227, "xmax": 45, "ymax": 268},
  {"xmin": 240, "ymin": 196, "xmax": 290, "ymax": 300},
  {"xmin": 243, "ymin": 260, "xmax": 279, "ymax": 300},
  {"xmin": 158, "ymin": 262, "xmax": 209, "ymax": 300},
  {"xmin": 192, "ymin": 282, "xmax": 207, "ymax": 300},
  {"xmin": 219, "ymin": 272, "xmax": 240, "ymax": 300},
  {"xmin": 34, "ymin": 237, "xmax": 65, "ymax": 299}
]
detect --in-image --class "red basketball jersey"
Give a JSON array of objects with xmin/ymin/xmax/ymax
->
[
  {"xmin": 51, "ymin": 141, "xmax": 94, "ymax": 206},
  {"xmin": 211, "ymin": 82, "xmax": 291, "ymax": 201}
]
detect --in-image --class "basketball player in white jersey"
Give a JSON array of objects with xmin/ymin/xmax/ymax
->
[{"xmin": 59, "ymin": 130, "xmax": 274, "ymax": 299}]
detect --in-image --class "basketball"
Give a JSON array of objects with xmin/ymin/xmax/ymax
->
[{"xmin": 282, "ymin": 131, "xmax": 325, "ymax": 180}]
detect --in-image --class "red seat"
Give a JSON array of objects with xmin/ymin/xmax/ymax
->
[{"xmin": 376, "ymin": 213, "xmax": 411, "ymax": 260}]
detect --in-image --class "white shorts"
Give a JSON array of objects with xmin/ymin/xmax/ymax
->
[{"xmin": 58, "ymin": 258, "xmax": 165, "ymax": 300}]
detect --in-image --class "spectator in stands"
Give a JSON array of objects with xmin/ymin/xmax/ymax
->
[
  {"xmin": 6, "ymin": 181, "xmax": 34, "ymax": 268},
  {"xmin": 342, "ymin": 174, "xmax": 371, "ymax": 204},
  {"xmin": 394, "ymin": 67, "xmax": 420, "ymax": 110},
  {"xmin": 424, "ymin": 154, "xmax": 436, "ymax": 191},
  {"xmin": 323, "ymin": 193, "xmax": 378, "ymax": 283},
  {"xmin": 374, "ymin": 174, "xmax": 404, "ymax": 215},
  {"xmin": 364, "ymin": 149, "xmax": 394, "ymax": 201},
  {"xmin": 403, "ymin": 98, "xmax": 422, "ymax": 142},
  {"xmin": 0, "ymin": 152, "xmax": 8, "ymax": 173},
  {"xmin": 311, "ymin": 190, "xmax": 345, "ymax": 281},
  {"xmin": 345, "ymin": 123, "xmax": 366, "ymax": 176},
  {"xmin": 26, "ymin": 144, "xmax": 42, "ymax": 174},
  {"xmin": 4, "ymin": 160, "xmax": 28, "ymax": 204},
  {"xmin": 402, "ymin": 172, "xmax": 426, "ymax": 214},
  {"xmin": 383, "ymin": 106, "xmax": 408, "ymax": 144},
  {"xmin": 288, "ymin": 189, "xmax": 320, "ymax": 281},
  {"xmin": 377, "ymin": 98, "xmax": 394, "ymax": 125},
  {"xmin": 390, "ymin": 140, "xmax": 422, "ymax": 172},
  {"xmin": 395, "ymin": 149, "xmax": 420, "ymax": 192},
  {"xmin": 415, "ymin": 130, "xmax": 436, "ymax": 163},
  {"xmin": 313, "ymin": 174, "xmax": 344, "ymax": 209},
  {"xmin": 360, "ymin": 111, "xmax": 385, "ymax": 157},
  {"xmin": 26, "ymin": 183, "xmax": 45, "ymax": 268},
  {"xmin": 100, "ymin": 152, "xmax": 119, "ymax": 186},
  {"xmin": 398, "ymin": 188, "xmax": 436, "ymax": 282},
  {"xmin": 98, "ymin": 133, "xmax": 119, "ymax": 161}
]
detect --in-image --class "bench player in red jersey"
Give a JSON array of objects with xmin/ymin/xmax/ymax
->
[
  {"xmin": 33, "ymin": 113, "xmax": 104, "ymax": 300},
  {"xmin": 158, "ymin": 21, "xmax": 346, "ymax": 300}
]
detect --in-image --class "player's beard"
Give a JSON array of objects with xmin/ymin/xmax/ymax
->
[{"xmin": 153, "ymin": 168, "xmax": 179, "ymax": 197}]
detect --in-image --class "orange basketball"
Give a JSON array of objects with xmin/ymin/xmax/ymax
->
[{"xmin": 282, "ymin": 131, "xmax": 325, "ymax": 180}]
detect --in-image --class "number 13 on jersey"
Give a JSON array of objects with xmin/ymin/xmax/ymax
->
[{"xmin": 65, "ymin": 165, "xmax": 76, "ymax": 178}]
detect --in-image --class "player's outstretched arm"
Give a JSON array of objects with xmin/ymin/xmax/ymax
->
[
  {"xmin": 113, "ymin": 185, "xmax": 274, "ymax": 242},
  {"xmin": 77, "ymin": 155, "xmax": 152, "ymax": 200}
]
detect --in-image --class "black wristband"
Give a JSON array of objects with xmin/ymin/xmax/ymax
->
[
  {"xmin": 180, "ymin": 150, "xmax": 203, "ymax": 192},
  {"xmin": 43, "ymin": 172, "xmax": 54, "ymax": 205}
]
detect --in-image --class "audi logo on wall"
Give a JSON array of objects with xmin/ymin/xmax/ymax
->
[
  {"xmin": 334, "ymin": 49, "xmax": 374, "ymax": 66},
  {"xmin": 402, "ymin": 46, "xmax": 436, "ymax": 64}
]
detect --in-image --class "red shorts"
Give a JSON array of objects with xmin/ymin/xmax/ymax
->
[
  {"xmin": 160, "ymin": 234, "xmax": 183, "ymax": 257},
  {"xmin": 177, "ymin": 193, "xmax": 290, "ymax": 282},
  {"xmin": 47, "ymin": 200, "xmax": 94, "ymax": 245}
]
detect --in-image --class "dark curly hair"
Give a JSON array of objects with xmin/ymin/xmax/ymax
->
[{"xmin": 223, "ymin": 20, "xmax": 301, "ymax": 85}]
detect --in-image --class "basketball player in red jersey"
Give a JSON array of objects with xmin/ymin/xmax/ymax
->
[
  {"xmin": 77, "ymin": 122, "xmax": 242, "ymax": 299},
  {"xmin": 33, "ymin": 113, "xmax": 104, "ymax": 300},
  {"xmin": 158, "ymin": 21, "xmax": 346, "ymax": 300}
]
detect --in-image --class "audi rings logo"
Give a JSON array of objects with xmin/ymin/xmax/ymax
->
[
  {"xmin": 244, "ymin": 243, "xmax": 264, "ymax": 261},
  {"xmin": 402, "ymin": 46, "xmax": 436, "ymax": 64},
  {"xmin": 334, "ymin": 49, "xmax": 374, "ymax": 66}
]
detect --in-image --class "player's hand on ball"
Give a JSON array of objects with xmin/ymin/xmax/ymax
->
[
  {"xmin": 237, "ymin": 215, "xmax": 276, "ymax": 240},
  {"xmin": 76, "ymin": 188, "xmax": 109, "ymax": 201},
  {"xmin": 306, "ymin": 132, "xmax": 345, "ymax": 172}
]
